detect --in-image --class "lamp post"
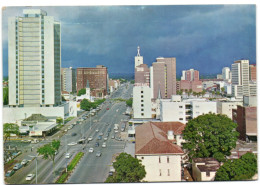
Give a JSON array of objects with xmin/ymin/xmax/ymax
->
[
  {"xmin": 90, "ymin": 108, "xmax": 92, "ymax": 130},
  {"xmin": 29, "ymin": 154, "xmax": 39, "ymax": 184}
]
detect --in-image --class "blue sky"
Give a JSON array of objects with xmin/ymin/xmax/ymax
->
[{"xmin": 2, "ymin": 5, "xmax": 256, "ymax": 77}]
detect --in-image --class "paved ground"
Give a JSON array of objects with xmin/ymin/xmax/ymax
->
[{"xmin": 4, "ymin": 83, "xmax": 133, "ymax": 184}]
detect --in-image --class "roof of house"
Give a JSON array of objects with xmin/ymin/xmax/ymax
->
[
  {"xmin": 193, "ymin": 158, "xmax": 220, "ymax": 172},
  {"xmin": 24, "ymin": 114, "xmax": 48, "ymax": 122},
  {"xmin": 135, "ymin": 122, "xmax": 185, "ymax": 155}
]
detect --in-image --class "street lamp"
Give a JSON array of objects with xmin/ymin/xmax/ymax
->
[
  {"xmin": 90, "ymin": 108, "xmax": 92, "ymax": 130},
  {"xmin": 29, "ymin": 153, "xmax": 39, "ymax": 184}
]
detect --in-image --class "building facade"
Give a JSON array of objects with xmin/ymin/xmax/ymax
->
[
  {"xmin": 216, "ymin": 101, "xmax": 243, "ymax": 119},
  {"xmin": 134, "ymin": 46, "xmax": 143, "ymax": 68},
  {"xmin": 135, "ymin": 64, "xmax": 150, "ymax": 86},
  {"xmin": 61, "ymin": 67, "xmax": 76, "ymax": 93},
  {"xmin": 181, "ymin": 69, "xmax": 199, "ymax": 81},
  {"xmin": 8, "ymin": 9, "xmax": 61, "ymax": 107},
  {"xmin": 77, "ymin": 65, "xmax": 108, "ymax": 98},
  {"xmin": 133, "ymin": 86, "xmax": 152, "ymax": 118},
  {"xmin": 249, "ymin": 64, "xmax": 256, "ymax": 81},
  {"xmin": 222, "ymin": 67, "xmax": 231, "ymax": 81}
]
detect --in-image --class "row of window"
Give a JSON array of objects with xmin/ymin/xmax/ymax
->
[{"xmin": 159, "ymin": 169, "xmax": 171, "ymax": 176}]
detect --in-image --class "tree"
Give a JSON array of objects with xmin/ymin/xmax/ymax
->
[
  {"xmin": 182, "ymin": 113, "xmax": 239, "ymax": 162},
  {"xmin": 215, "ymin": 152, "xmax": 257, "ymax": 181},
  {"xmin": 126, "ymin": 98, "xmax": 133, "ymax": 107},
  {"xmin": 105, "ymin": 153, "xmax": 146, "ymax": 183},
  {"xmin": 3, "ymin": 123, "xmax": 19, "ymax": 144},
  {"xmin": 56, "ymin": 117, "xmax": 63, "ymax": 124},
  {"xmin": 37, "ymin": 140, "xmax": 60, "ymax": 178},
  {"xmin": 221, "ymin": 87, "xmax": 225, "ymax": 94},
  {"xmin": 192, "ymin": 92, "xmax": 197, "ymax": 97},
  {"xmin": 3, "ymin": 87, "xmax": 8, "ymax": 105},
  {"xmin": 188, "ymin": 89, "xmax": 192, "ymax": 96},
  {"xmin": 80, "ymin": 99, "xmax": 92, "ymax": 111},
  {"xmin": 201, "ymin": 90, "xmax": 206, "ymax": 97},
  {"xmin": 77, "ymin": 88, "xmax": 86, "ymax": 96}
]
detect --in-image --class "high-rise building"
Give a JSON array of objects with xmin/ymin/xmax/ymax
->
[
  {"xmin": 181, "ymin": 69, "xmax": 199, "ymax": 81},
  {"xmin": 222, "ymin": 67, "xmax": 231, "ymax": 81},
  {"xmin": 61, "ymin": 67, "xmax": 76, "ymax": 93},
  {"xmin": 77, "ymin": 65, "xmax": 108, "ymax": 98},
  {"xmin": 8, "ymin": 9, "xmax": 61, "ymax": 107},
  {"xmin": 231, "ymin": 60, "xmax": 250, "ymax": 98},
  {"xmin": 180, "ymin": 69, "xmax": 202, "ymax": 92},
  {"xmin": 249, "ymin": 64, "xmax": 256, "ymax": 81},
  {"xmin": 152, "ymin": 57, "xmax": 176, "ymax": 99},
  {"xmin": 135, "ymin": 64, "xmax": 150, "ymax": 86},
  {"xmin": 134, "ymin": 46, "xmax": 143, "ymax": 68}
]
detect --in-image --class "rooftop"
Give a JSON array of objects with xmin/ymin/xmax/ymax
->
[
  {"xmin": 193, "ymin": 158, "xmax": 220, "ymax": 172},
  {"xmin": 135, "ymin": 122, "xmax": 185, "ymax": 155}
]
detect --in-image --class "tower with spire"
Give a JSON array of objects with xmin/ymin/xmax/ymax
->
[{"xmin": 135, "ymin": 46, "xmax": 143, "ymax": 68}]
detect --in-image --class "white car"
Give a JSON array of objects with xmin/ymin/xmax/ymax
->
[
  {"xmin": 65, "ymin": 153, "xmax": 71, "ymax": 159},
  {"xmin": 99, "ymin": 132, "xmax": 103, "ymax": 136},
  {"xmin": 68, "ymin": 142, "xmax": 77, "ymax": 146},
  {"xmin": 88, "ymin": 136, "xmax": 93, "ymax": 141},
  {"xmin": 21, "ymin": 159, "xmax": 28, "ymax": 166},
  {"xmin": 89, "ymin": 148, "xmax": 94, "ymax": 153},
  {"xmin": 115, "ymin": 130, "xmax": 119, "ymax": 133},
  {"xmin": 102, "ymin": 143, "xmax": 106, "ymax": 148},
  {"xmin": 26, "ymin": 174, "xmax": 35, "ymax": 181},
  {"xmin": 104, "ymin": 137, "xmax": 108, "ymax": 141},
  {"xmin": 96, "ymin": 129, "xmax": 99, "ymax": 132}
]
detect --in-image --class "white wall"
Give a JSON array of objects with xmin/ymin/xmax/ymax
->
[
  {"xmin": 217, "ymin": 101, "xmax": 243, "ymax": 119},
  {"xmin": 133, "ymin": 86, "xmax": 152, "ymax": 118},
  {"xmin": 136, "ymin": 155, "xmax": 182, "ymax": 182},
  {"xmin": 191, "ymin": 101, "xmax": 217, "ymax": 118},
  {"xmin": 160, "ymin": 100, "xmax": 186, "ymax": 123}
]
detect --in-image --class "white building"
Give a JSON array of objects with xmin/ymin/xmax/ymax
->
[
  {"xmin": 8, "ymin": 9, "xmax": 61, "ymax": 107},
  {"xmin": 61, "ymin": 67, "xmax": 76, "ymax": 93},
  {"xmin": 76, "ymin": 80, "xmax": 94, "ymax": 102},
  {"xmin": 133, "ymin": 85, "xmax": 152, "ymax": 118},
  {"xmin": 222, "ymin": 67, "xmax": 231, "ymax": 82},
  {"xmin": 160, "ymin": 95, "xmax": 217, "ymax": 123},
  {"xmin": 217, "ymin": 101, "xmax": 243, "ymax": 119},
  {"xmin": 231, "ymin": 60, "xmax": 250, "ymax": 99},
  {"xmin": 135, "ymin": 122, "xmax": 185, "ymax": 182},
  {"xmin": 134, "ymin": 46, "xmax": 143, "ymax": 68}
]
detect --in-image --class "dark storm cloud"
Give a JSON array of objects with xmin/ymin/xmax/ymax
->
[{"xmin": 2, "ymin": 5, "xmax": 256, "ymax": 76}]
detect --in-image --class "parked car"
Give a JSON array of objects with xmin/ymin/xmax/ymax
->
[
  {"xmin": 102, "ymin": 142, "xmax": 106, "ymax": 148},
  {"xmin": 96, "ymin": 151, "xmax": 102, "ymax": 157},
  {"xmin": 104, "ymin": 137, "xmax": 108, "ymax": 141},
  {"xmin": 13, "ymin": 163, "xmax": 23, "ymax": 170},
  {"xmin": 95, "ymin": 142, "xmax": 99, "ymax": 147},
  {"xmin": 68, "ymin": 142, "xmax": 77, "ymax": 146},
  {"xmin": 108, "ymin": 171, "xmax": 114, "ymax": 176},
  {"xmin": 65, "ymin": 153, "xmax": 71, "ymax": 159},
  {"xmin": 71, "ymin": 133, "xmax": 77, "ymax": 136},
  {"xmin": 99, "ymin": 132, "xmax": 103, "ymax": 136},
  {"xmin": 98, "ymin": 136, "xmax": 102, "ymax": 140},
  {"xmin": 96, "ymin": 129, "xmax": 99, "ymax": 132},
  {"xmin": 88, "ymin": 136, "xmax": 93, "ymax": 141},
  {"xmin": 111, "ymin": 135, "xmax": 115, "ymax": 139},
  {"xmin": 5, "ymin": 170, "xmax": 15, "ymax": 177},
  {"xmin": 89, "ymin": 148, "xmax": 94, "ymax": 153},
  {"xmin": 108, "ymin": 128, "xmax": 111, "ymax": 132},
  {"xmin": 26, "ymin": 174, "xmax": 35, "ymax": 181},
  {"xmin": 21, "ymin": 159, "xmax": 28, "ymax": 166},
  {"xmin": 106, "ymin": 133, "xmax": 109, "ymax": 137}
]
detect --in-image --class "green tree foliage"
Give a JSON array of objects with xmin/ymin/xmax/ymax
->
[
  {"xmin": 56, "ymin": 117, "xmax": 63, "ymax": 124},
  {"xmin": 130, "ymin": 80, "xmax": 135, "ymax": 84},
  {"xmin": 3, "ymin": 123, "xmax": 19, "ymax": 144},
  {"xmin": 126, "ymin": 98, "xmax": 133, "ymax": 107},
  {"xmin": 215, "ymin": 152, "xmax": 257, "ymax": 181},
  {"xmin": 201, "ymin": 90, "xmax": 206, "ymax": 97},
  {"xmin": 37, "ymin": 140, "xmax": 60, "ymax": 176},
  {"xmin": 80, "ymin": 98, "xmax": 105, "ymax": 111},
  {"xmin": 77, "ymin": 88, "xmax": 86, "ymax": 96},
  {"xmin": 62, "ymin": 96, "xmax": 66, "ymax": 101},
  {"xmin": 3, "ymin": 87, "xmax": 8, "ymax": 105},
  {"xmin": 182, "ymin": 113, "xmax": 239, "ymax": 162},
  {"xmin": 105, "ymin": 153, "xmax": 146, "ymax": 183}
]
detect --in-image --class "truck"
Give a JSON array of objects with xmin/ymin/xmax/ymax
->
[{"xmin": 114, "ymin": 124, "xmax": 119, "ymax": 130}]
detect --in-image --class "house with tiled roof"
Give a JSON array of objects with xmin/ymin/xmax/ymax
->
[{"xmin": 135, "ymin": 121, "xmax": 185, "ymax": 182}]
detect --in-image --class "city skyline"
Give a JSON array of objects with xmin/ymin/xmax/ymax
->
[{"xmin": 2, "ymin": 5, "xmax": 256, "ymax": 77}]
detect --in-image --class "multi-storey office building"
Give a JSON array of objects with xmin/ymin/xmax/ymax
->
[
  {"xmin": 77, "ymin": 65, "xmax": 108, "ymax": 98},
  {"xmin": 8, "ymin": 9, "xmax": 61, "ymax": 107},
  {"xmin": 222, "ymin": 67, "xmax": 231, "ymax": 81},
  {"xmin": 61, "ymin": 67, "xmax": 76, "ymax": 93},
  {"xmin": 181, "ymin": 69, "xmax": 199, "ymax": 81},
  {"xmin": 135, "ymin": 64, "xmax": 150, "ymax": 86},
  {"xmin": 249, "ymin": 64, "xmax": 257, "ymax": 81}
]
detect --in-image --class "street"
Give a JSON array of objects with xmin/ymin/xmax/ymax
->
[{"xmin": 4, "ymin": 83, "xmax": 133, "ymax": 184}]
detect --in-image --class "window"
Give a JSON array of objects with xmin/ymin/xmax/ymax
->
[
  {"xmin": 168, "ymin": 169, "xmax": 170, "ymax": 176},
  {"xmin": 141, "ymin": 91, "xmax": 143, "ymax": 93},
  {"xmin": 141, "ymin": 100, "xmax": 144, "ymax": 102},
  {"xmin": 167, "ymin": 156, "xmax": 170, "ymax": 163},
  {"xmin": 141, "ymin": 104, "xmax": 144, "ymax": 107},
  {"xmin": 159, "ymin": 156, "xmax": 161, "ymax": 163},
  {"xmin": 141, "ymin": 157, "xmax": 144, "ymax": 159},
  {"xmin": 141, "ymin": 113, "xmax": 144, "ymax": 116},
  {"xmin": 141, "ymin": 95, "xmax": 143, "ymax": 98},
  {"xmin": 179, "ymin": 106, "xmax": 183, "ymax": 108},
  {"xmin": 179, "ymin": 118, "xmax": 183, "ymax": 120},
  {"xmin": 159, "ymin": 169, "xmax": 162, "ymax": 176},
  {"xmin": 141, "ymin": 109, "xmax": 144, "ymax": 111},
  {"xmin": 206, "ymin": 171, "xmax": 210, "ymax": 177}
]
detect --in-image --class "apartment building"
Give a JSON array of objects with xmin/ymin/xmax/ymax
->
[
  {"xmin": 217, "ymin": 101, "xmax": 243, "ymax": 119},
  {"xmin": 61, "ymin": 67, "xmax": 76, "ymax": 93}
]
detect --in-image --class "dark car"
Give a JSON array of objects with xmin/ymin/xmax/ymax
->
[
  {"xmin": 98, "ymin": 136, "xmax": 102, "ymax": 140},
  {"xmin": 106, "ymin": 133, "xmax": 109, "ymax": 137},
  {"xmin": 5, "ymin": 170, "xmax": 15, "ymax": 177},
  {"xmin": 108, "ymin": 128, "xmax": 111, "ymax": 132},
  {"xmin": 95, "ymin": 142, "xmax": 99, "ymax": 147},
  {"xmin": 71, "ymin": 133, "xmax": 77, "ymax": 136}
]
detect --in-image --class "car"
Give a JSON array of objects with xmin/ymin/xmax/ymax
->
[
  {"xmin": 96, "ymin": 129, "xmax": 99, "ymax": 132},
  {"xmin": 21, "ymin": 159, "xmax": 28, "ymax": 166},
  {"xmin": 78, "ymin": 138, "xmax": 86, "ymax": 144},
  {"xmin": 68, "ymin": 142, "xmax": 77, "ymax": 146},
  {"xmin": 108, "ymin": 171, "xmax": 114, "ymax": 176},
  {"xmin": 5, "ymin": 170, "xmax": 15, "ymax": 177},
  {"xmin": 108, "ymin": 128, "xmax": 111, "ymax": 132},
  {"xmin": 88, "ymin": 136, "xmax": 93, "ymax": 141},
  {"xmin": 13, "ymin": 163, "xmax": 23, "ymax": 170},
  {"xmin": 104, "ymin": 137, "xmax": 108, "ymax": 141},
  {"xmin": 98, "ymin": 136, "xmax": 102, "ymax": 140},
  {"xmin": 115, "ymin": 130, "xmax": 119, "ymax": 133},
  {"xmin": 99, "ymin": 132, "xmax": 103, "ymax": 136},
  {"xmin": 71, "ymin": 133, "xmax": 77, "ymax": 136},
  {"xmin": 65, "ymin": 153, "xmax": 71, "ymax": 159},
  {"xmin": 26, "ymin": 174, "xmax": 35, "ymax": 181},
  {"xmin": 111, "ymin": 135, "xmax": 115, "ymax": 139},
  {"xmin": 106, "ymin": 108, "xmax": 109, "ymax": 110},
  {"xmin": 102, "ymin": 142, "xmax": 106, "ymax": 148},
  {"xmin": 95, "ymin": 142, "xmax": 99, "ymax": 147},
  {"xmin": 106, "ymin": 133, "xmax": 109, "ymax": 137},
  {"xmin": 96, "ymin": 151, "xmax": 102, "ymax": 157},
  {"xmin": 89, "ymin": 148, "xmax": 94, "ymax": 153}
]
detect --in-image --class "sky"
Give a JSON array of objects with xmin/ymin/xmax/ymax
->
[{"xmin": 1, "ymin": 5, "xmax": 256, "ymax": 77}]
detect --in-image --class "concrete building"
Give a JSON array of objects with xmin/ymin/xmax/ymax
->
[
  {"xmin": 61, "ymin": 67, "xmax": 76, "ymax": 93},
  {"xmin": 181, "ymin": 69, "xmax": 199, "ymax": 81},
  {"xmin": 135, "ymin": 122, "xmax": 185, "ymax": 182},
  {"xmin": 160, "ymin": 96, "xmax": 217, "ymax": 124},
  {"xmin": 180, "ymin": 80, "xmax": 203, "ymax": 93},
  {"xmin": 108, "ymin": 79, "xmax": 120, "ymax": 93},
  {"xmin": 192, "ymin": 158, "xmax": 220, "ymax": 181},
  {"xmin": 222, "ymin": 67, "xmax": 231, "ymax": 81},
  {"xmin": 217, "ymin": 101, "xmax": 243, "ymax": 119},
  {"xmin": 133, "ymin": 86, "xmax": 152, "ymax": 118},
  {"xmin": 134, "ymin": 46, "xmax": 143, "ymax": 68},
  {"xmin": 135, "ymin": 64, "xmax": 150, "ymax": 86},
  {"xmin": 77, "ymin": 65, "xmax": 108, "ymax": 98},
  {"xmin": 249, "ymin": 64, "xmax": 256, "ymax": 81},
  {"xmin": 151, "ymin": 57, "xmax": 176, "ymax": 99},
  {"xmin": 231, "ymin": 60, "xmax": 250, "ymax": 99},
  {"xmin": 8, "ymin": 9, "xmax": 61, "ymax": 107}
]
